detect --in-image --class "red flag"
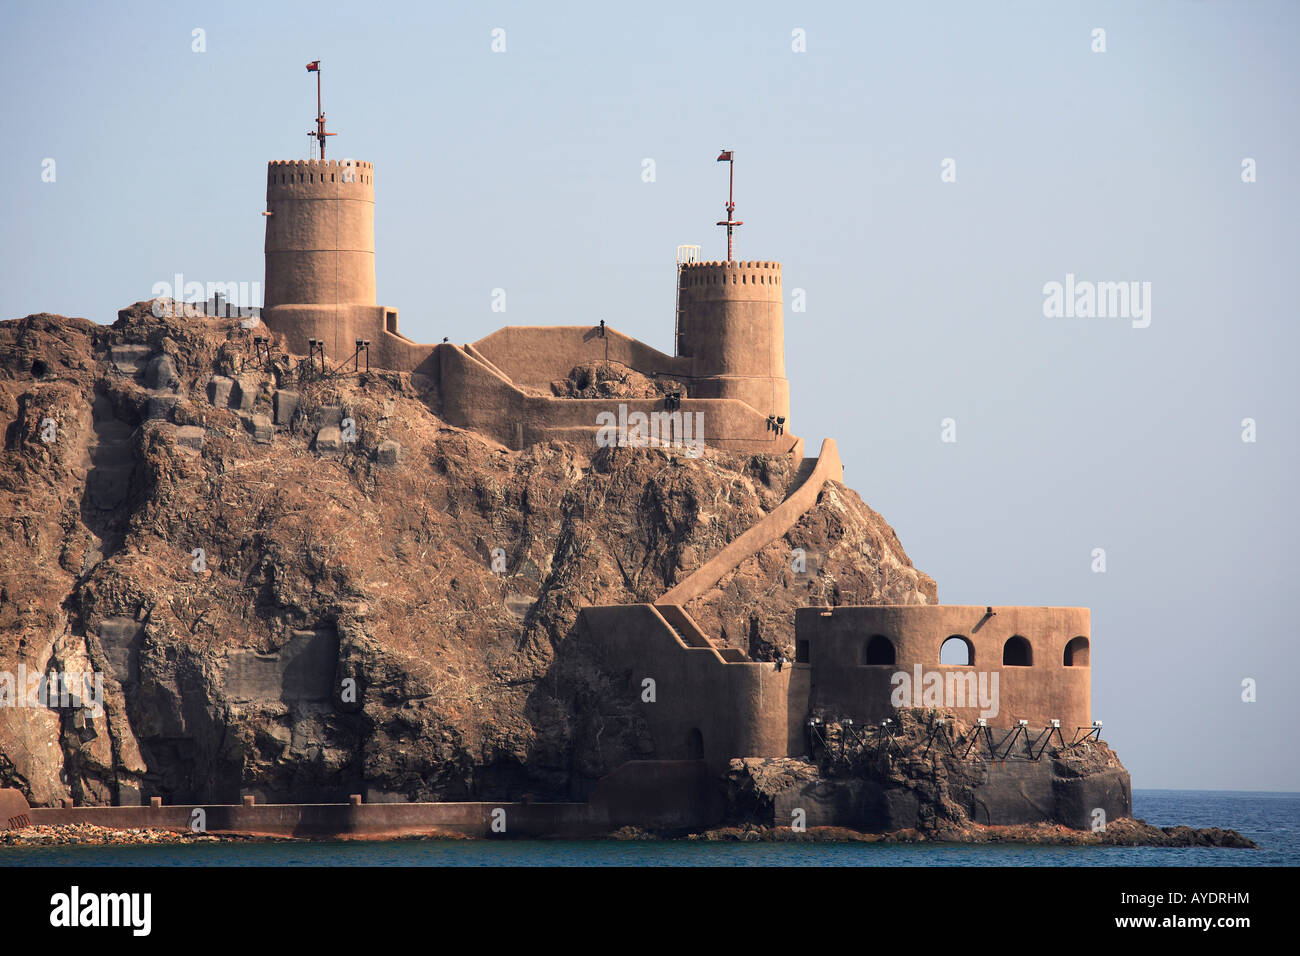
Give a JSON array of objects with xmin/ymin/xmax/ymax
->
[
  {"xmin": 716, "ymin": 150, "xmax": 733, "ymax": 162},
  {"xmin": 306, "ymin": 61, "xmax": 320, "ymax": 72}
]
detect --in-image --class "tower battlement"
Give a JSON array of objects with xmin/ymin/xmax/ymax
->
[
  {"xmin": 263, "ymin": 159, "xmax": 376, "ymax": 312},
  {"xmin": 266, "ymin": 160, "xmax": 374, "ymax": 201},
  {"xmin": 676, "ymin": 260, "xmax": 788, "ymax": 420},
  {"xmin": 678, "ymin": 260, "xmax": 782, "ymax": 293}
]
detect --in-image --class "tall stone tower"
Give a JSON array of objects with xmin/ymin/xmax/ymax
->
[
  {"xmin": 676, "ymin": 259, "xmax": 789, "ymax": 422},
  {"xmin": 262, "ymin": 159, "xmax": 378, "ymax": 359}
]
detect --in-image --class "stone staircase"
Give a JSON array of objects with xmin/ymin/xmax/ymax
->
[{"xmin": 657, "ymin": 603, "xmax": 748, "ymax": 662}]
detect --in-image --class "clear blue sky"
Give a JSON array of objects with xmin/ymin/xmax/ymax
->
[{"xmin": 2, "ymin": 0, "xmax": 1297, "ymax": 791}]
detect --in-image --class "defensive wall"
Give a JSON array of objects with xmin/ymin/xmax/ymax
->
[
  {"xmin": 575, "ymin": 602, "xmax": 1091, "ymax": 774},
  {"xmin": 1, "ymin": 760, "xmax": 719, "ymax": 837},
  {"xmin": 794, "ymin": 605, "xmax": 1091, "ymax": 731},
  {"xmin": 471, "ymin": 326, "xmax": 693, "ymax": 386},
  {"xmin": 432, "ymin": 341, "xmax": 801, "ymax": 456},
  {"xmin": 580, "ymin": 604, "xmax": 805, "ymax": 775}
]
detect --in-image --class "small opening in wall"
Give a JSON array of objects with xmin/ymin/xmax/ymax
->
[
  {"xmin": 940, "ymin": 635, "xmax": 974, "ymax": 666},
  {"xmin": 1063, "ymin": 636, "xmax": 1090, "ymax": 667},
  {"xmin": 1003, "ymin": 635, "xmax": 1033, "ymax": 666},
  {"xmin": 795, "ymin": 639, "xmax": 810, "ymax": 663},
  {"xmin": 686, "ymin": 728, "xmax": 704, "ymax": 760},
  {"xmin": 863, "ymin": 634, "xmax": 895, "ymax": 665}
]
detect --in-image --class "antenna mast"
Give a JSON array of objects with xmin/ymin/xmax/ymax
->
[
  {"xmin": 715, "ymin": 149, "xmax": 742, "ymax": 261},
  {"xmin": 306, "ymin": 61, "xmax": 336, "ymax": 158}
]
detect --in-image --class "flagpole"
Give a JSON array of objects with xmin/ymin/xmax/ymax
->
[
  {"xmin": 727, "ymin": 158, "xmax": 735, "ymax": 261},
  {"xmin": 306, "ymin": 60, "xmax": 334, "ymax": 159},
  {"xmin": 317, "ymin": 68, "xmax": 323, "ymax": 158},
  {"xmin": 715, "ymin": 149, "xmax": 742, "ymax": 261}
]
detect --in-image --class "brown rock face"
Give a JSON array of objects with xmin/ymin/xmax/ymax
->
[
  {"xmin": 723, "ymin": 708, "xmax": 1133, "ymax": 834},
  {"xmin": 0, "ymin": 304, "xmax": 935, "ymax": 807},
  {"xmin": 549, "ymin": 361, "xmax": 685, "ymax": 400}
]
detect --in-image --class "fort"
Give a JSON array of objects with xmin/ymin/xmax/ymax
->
[
  {"xmin": 247, "ymin": 141, "xmax": 1112, "ymax": 831},
  {"xmin": 261, "ymin": 157, "xmax": 795, "ymax": 458},
  {"xmin": 0, "ymin": 103, "xmax": 1132, "ymax": 840}
]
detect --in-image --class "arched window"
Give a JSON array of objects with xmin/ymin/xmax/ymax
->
[
  {"xmin": 1003, "ymin": 635, "xmax": 1033, "ymax": 666},
  {"xmin": 1064, "ymin": 636, "xmax": 1090, "ymax": 667},
  {"xmin": 940, "ymin": 635, "xmax": 974, "ymax": 666},
  {"xmin": 863, "ymin": 634, "xmax": 895, "ymax": 665}
]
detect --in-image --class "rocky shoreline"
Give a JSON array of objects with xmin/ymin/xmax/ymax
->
[
  {"xmin": 0, "ymin": 818, "xmax": 1257, "ymax": 849},
  {"xmin": 0, "ymin": 824, "xmax": 277, "ymax": 847},
  {"xmin": 678, "ymin": 818, "xmax": 1258, "ymax": 848}
]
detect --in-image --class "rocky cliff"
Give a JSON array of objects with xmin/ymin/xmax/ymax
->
[{"xmin": 0, "ymin": 304, "xmax": 936, "ymax": 809}]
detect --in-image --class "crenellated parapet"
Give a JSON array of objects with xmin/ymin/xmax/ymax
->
[
  {"xmin": 676, "ymin": 260, "xmax": 788, "ymax": 421},
  {"xmin": 678, "ymin": 259, "xmax": 783, "ymax": 294},
  {"xmin": 263, "ymin": 159, "xmax": 377, "ymax": 321}
]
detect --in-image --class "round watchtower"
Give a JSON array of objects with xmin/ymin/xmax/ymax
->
[
  {"xmin": 263, "ymin": 159, "xmax": 376, "ymax": 311},
  {"xmin": 676, "ymin": 260, "xmax": 789, "ymax": 422}
]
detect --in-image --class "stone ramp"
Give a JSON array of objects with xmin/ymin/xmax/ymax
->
[
  {"xmin": 786, "ymin": 453, "xmax": 818, "ymax": 501},
  {"xmin": 655, "ymin": 437, "xmax": 844, "ymax": 608}
]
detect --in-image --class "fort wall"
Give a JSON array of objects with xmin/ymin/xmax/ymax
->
[
  {"xmin": 5, "ymin": 761, "xmax": 725, "ymax": 833},
  {"xmin": 795, "ymin": 605, "xmax": 1091, "ymax": 731},
  {"xmin": 472, "ymin": 326, "xmax": 693, "ymax": 387},
  {"xmin": 434, "ymin": 343, "xmax": 801, "ymax": 456},
  {"xmin": 580, "ymin": 604, "xmax": 802, "ymax": 774},
  {"xmin": 262, "ymin": 304, "xmax": 437, "ymax": 376}
]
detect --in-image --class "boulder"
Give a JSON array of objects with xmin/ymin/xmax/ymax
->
[
  {"xmin": 315, "ymin": 425, "xmax": 343, "ymax": 456},
  {"xmin": 207, "ymin": 375, "xmax": 234, "ymax": 407},
  {"xmin": 145, "ymin": 354, "xmax": 178, "ymax": 390},
  {"xmin": 173, "ymin": 425, "xmax": 205, "ymax": 450},
  {"xmin": 245, "ymin": 413, "xmax": 273, "ymax": 444},
  {"xmin": 273, "ymin": 389, "xmax": 299, "ymax": 425},
  {"xmin": 311, "ymin": 405, "xmax": 344, "ymax": 430},
  {"xmin": 145, "ymin": 394, "xmax": 179, "ymax": 421},
  {"xmin": 230, "ymin": 379, "xmax": 258, "ymax": 411}
]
